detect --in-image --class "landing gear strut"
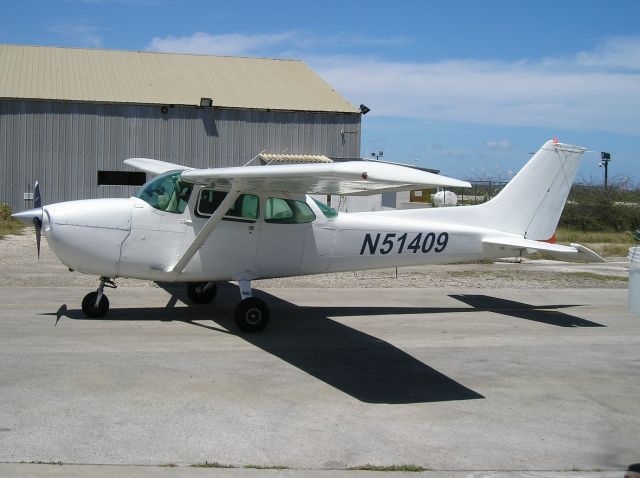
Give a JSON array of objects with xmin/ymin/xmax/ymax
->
[
  {"xmin": 234, "ymin": 280, "xmax": 270, "ymax": 332},
  {"xmin": 82, "ymin": 277, "xmax": 116, "ymax": 318}
]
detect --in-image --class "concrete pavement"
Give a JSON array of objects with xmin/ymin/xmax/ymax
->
[
  {"xmin": 0, "ymin": 463, "xmax": 627, "ymax": 478},
  {"xmin": 0, "ymin": 284, "xmax": 638, "ymax": 473}
]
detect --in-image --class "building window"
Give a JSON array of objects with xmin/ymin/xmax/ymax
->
[{"xmin": 98, "ymin": 171, "xmax": 147, "ymax": 186}]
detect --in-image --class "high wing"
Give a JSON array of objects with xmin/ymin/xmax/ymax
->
[
  {"xmin": 178, "ymin": 161, "xmax": 471, "ymax": 195},
  {"xmin": 124, "ymin": 157, "xmax": 471, "ymax": 273},
  {"xmin": 483, "ymin": 237, "xmax": 605, "ymax": 262},
  {"xmin": 124, "ymin": 158, "xmax": 191, "ymax": 175}
]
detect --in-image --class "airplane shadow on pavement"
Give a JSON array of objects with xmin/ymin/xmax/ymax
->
[
  {"xmin": 449, "ymin": 294, "xmax": 605, "ymax": 328},
  {"xmin": 46, "ymin": 285, "xmax": 603, "ymax": 404}
]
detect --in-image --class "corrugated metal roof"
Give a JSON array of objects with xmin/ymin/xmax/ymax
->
[{"xmin": 0, "ymin": 44, "xmax": 359, "ymax": 113}]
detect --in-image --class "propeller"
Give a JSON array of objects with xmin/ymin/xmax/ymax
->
[
  {"xmin": 33, "ymin": 181, "xmax": 42, "ymax": 258},
  {"xmin": 11, "ymin": 181, "xmax": 44, "ymax": 259}
]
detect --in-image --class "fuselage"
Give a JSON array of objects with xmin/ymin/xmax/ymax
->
[
  {"xmin": 40, "ymin": 178, "xmax": 518, "ymax": 282},
  {"xmin": 18, "ymin": 141, "xmax": 589, "ymax": 284}
]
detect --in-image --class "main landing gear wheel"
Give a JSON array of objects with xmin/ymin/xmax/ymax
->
[
  {"xmin": 234, "ymin": 297, "xmax": 270, "ymax": 333},
  {"xmin": 187, "ymin": 282, "xmax": 218, "ymax": 304},
  {"xmin": 82, "ymin": 292, "xmax": 110, "ymax": 318}
]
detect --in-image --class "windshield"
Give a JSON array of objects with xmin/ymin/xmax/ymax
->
[
  {"xmin": 135, "ymin": 170, "xmax": 193, "ymax": 214},
  {"xmin": 312, "ymin": 198, "xmax": 338, "ymax": 218}
]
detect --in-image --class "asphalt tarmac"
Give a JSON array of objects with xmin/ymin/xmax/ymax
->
[{"xmin": 0, "ymin": 283, "xmax": 638, "ymax": 476}]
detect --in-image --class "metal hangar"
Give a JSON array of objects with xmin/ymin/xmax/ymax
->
[{"xmin": 0, "ymin": 44, "xmax": 361, "ymax": 211}]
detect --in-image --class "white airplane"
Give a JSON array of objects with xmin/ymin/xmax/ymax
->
[{"xmin": 13, "ymin": 139, "xmax": 603, "ymax": 332}]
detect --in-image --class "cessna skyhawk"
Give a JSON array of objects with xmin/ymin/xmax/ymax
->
[{"xmin": 13, "ymin": 140, "xmax": 602, "ymax": 332}]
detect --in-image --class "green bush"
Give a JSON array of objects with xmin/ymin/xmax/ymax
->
[
  {"xmin": 0, "ymin": 203, "xmax": 11, "ymax": 221},
  {"xmin": 0, "ymin": 204, "xmax": 24, "ymax": 238},
  {"xmin": 560, "ymin": 186, "xmax": 640, "ymax": 232}
]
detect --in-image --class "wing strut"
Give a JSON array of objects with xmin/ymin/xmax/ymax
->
[{"xmin": 169, "ymin": 186, "xmax": 242, "ymax": 273}]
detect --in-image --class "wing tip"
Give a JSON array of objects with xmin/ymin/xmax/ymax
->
[{"xmin": 124, "ymin": 157, "xmax": 190, "ymax": 175}]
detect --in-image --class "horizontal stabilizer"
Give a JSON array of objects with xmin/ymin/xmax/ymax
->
[
  {"xmin": 483, "ymin": 237, "xmax": 605, "ymax": 262},
  {"xmin": 570, "ymin": 243, "xmax": 606, "ymax": 263},
  {"xmin": 180, "ymin": 161, "xmax": 471, "ymax": 196},
  {"xmin": 124, "ymin": 158, "xmax": 191, "ymax": 175},
  {"xmin": 484, "ymin": 237, "xmax": 577, "ymax": 253}
]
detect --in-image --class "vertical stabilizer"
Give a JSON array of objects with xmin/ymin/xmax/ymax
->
[{"xmin": 481, "ymin": 140, "xmax": 586, "ymax": 240}]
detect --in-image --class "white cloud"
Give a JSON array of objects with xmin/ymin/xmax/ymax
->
[
  {"xmin": 310, "ymin": 48, "xmax": 640, "ymax": 136},
  {"xmin": 48, "ymin": 21, "xmax": 104, "ymax": 48},
  {"xmin": 147, "ymin": 31, "xmax": 299, "ymax": 56},
  {"xmin": 147, "ymin": 31, "xmax": 640, "ymax": 136},
  {"xmin": 574, "ymin": 37, "xmax": 640, "ymax": 70},
  {"xmin": 147, "ymin": 31, "xmax": 408, "ymax": 57},
  {"xmin": 485, "ymin": 139, "xmax": 512, "ymax": 151}
]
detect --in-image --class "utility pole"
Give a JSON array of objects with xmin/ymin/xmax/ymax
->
[
  {"xmin": 370, "ymin": 151, "xmax": 384, "ymax": 161},
  {"xmin": 599, "ymin": 152, "xmax": 611, "ymax": 189}
]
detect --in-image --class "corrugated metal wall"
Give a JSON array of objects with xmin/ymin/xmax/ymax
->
[{"xmin": 0, "ymin": 99, "xmax": 361, "ymax": 211}]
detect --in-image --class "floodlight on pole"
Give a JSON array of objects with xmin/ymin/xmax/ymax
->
[{"xmin": 599, "ymin": 152, "xmax": 611, "ymax": 189}]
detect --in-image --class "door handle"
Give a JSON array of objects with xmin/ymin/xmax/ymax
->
[{"xmin": 180, "ymin": 219, "xmax": 193, "ymax": 225}]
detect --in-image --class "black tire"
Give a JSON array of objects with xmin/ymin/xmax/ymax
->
[
  {"xmin": 234, "ymin": 297, "xmax": 270, "ymax": 332},
  {"xmin": 187, "ymin": 282, "xmax": 217, "ymax": 304},
  {"xmin": 81, "ymin": 292, "xmax": 109, "ymax": 318}
]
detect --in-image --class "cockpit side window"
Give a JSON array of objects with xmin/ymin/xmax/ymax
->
[
  {"xmin": 196, "ymin": 189, "xmax": 260, "ymax": 222},
  {"xmin": 197, "ymin": 190, "xmax": 228, "ymax": 216},
  {"xmin": 135, "ymin": 171, "xmax": 192, "ymax": 214}
]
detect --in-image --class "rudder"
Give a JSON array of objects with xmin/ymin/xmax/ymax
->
[{"xmin": 480, "ymin": 140, "xmax": 586, "ymax": 240}]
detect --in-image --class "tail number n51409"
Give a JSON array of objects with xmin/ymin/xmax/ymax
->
[{"xmin": 359, "ymin": 232, "xmax": 449, "ymax": 255}]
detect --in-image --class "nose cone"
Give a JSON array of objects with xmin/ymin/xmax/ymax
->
[
  {"xmin": 11, "ymin": 207, "xmax": 43, "ymax": 225},
  {"xmin": 44, "ymin": 198, "xmax": 132, "ymax": 276}
]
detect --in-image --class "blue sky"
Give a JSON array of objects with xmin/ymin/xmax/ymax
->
[{"xmin": 2, "ymin": 0, "xmax": 639, "ymax": 185}]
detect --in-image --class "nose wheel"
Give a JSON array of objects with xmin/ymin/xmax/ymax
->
[
  {"xmin": 234, "ymin": 280, "xmax": 270, "ymax": 332},
  {"xmin": 82, "ymin": 292, "xmax": 109, "ymax": 318},
  {"xmin": 81, "ymin": 277, "xmax": 116, "ymax": 318}
]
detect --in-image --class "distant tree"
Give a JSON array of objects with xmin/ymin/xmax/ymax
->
[{"xmin": 560, "ymin": 180, "xmax": 640, "ymax": 231}]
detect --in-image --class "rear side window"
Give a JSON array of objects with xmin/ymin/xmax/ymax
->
[
  {"xmin": 265, "ymin": 197, "xmax": 316, "ymax": 224},
  {"xmin": 196, "ymin": 190, "xmax": 259, "ymax": 221},
  {"xmin": 313, "ymin": 198, "xmax": 338, "ymax": 218}
]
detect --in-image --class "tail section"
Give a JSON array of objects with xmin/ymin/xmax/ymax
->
[
  {"xmin": 478, "ymin": 140, "xmax": 585, "ymax": 240},
  {"xmin": 375, "ymin": 139, "xmax": 585, "ymax": 241}
]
